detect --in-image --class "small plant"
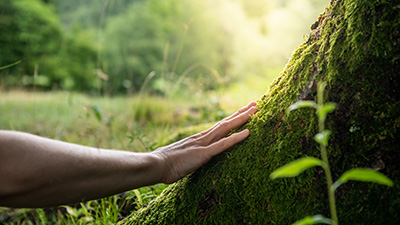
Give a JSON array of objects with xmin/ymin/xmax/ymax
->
[
  {"xmin": 127, "ymin": 123, "xmax": 158, "ymax": 151},
  {"xmin": 270, "ymin": 82, "xmax": 393, "ymax": 225}
]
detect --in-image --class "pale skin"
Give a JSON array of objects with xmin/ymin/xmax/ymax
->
[{"xmin": 0, "ymin": 101, "xmax": 257, "ymax": 208}]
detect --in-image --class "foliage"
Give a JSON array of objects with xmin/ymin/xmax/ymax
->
[
  {"xmin": 57, "ymin": 0, "xmax": 324, "ymax": 94},
  {"xmin": 0, "ymin": 0, "xmax": 97, "ymax": 91},
  {"xmin": 102, "ymin": 0, "xmax": 234, "ymax": 94},
  {"xmin": 1, "ymin": 0, "xmax": 327, "ymax": 94},
  {"xmin": 54, "ymin": 0, "xmax": 137, "ymax": 30},
  {"xmin": 0, "ymin": 0, "xmax": 61, "ymax": 76},
  {"xmin": 270, "ymin": 157, "xmax": 324, "ymax": 179}
]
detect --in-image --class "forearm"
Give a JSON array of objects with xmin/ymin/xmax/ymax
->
[
  {"xmin": 0, "ymin": 131, "xmax": 162, "ymax": 208},
  {"xmin": 0, "ymin": 101, "xmax": 257, "ymax": 208}
]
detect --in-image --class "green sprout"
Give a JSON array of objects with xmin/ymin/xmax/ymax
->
[{"xmin": 270, "ymin": 82, "xmax": 393, "ymax": 225}]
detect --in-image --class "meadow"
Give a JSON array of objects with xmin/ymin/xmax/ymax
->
[{"xmin": 0, "ymin": 72, "xmax": 273, "ymax": 224}]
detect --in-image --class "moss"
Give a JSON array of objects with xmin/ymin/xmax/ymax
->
[{"xmin": 120, "ymin": 0, "xmax": 400, "ymax": 224}]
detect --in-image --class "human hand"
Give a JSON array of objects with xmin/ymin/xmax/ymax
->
[{"xmin": 153, "ymin": 101, "xmax": 257, "ymax": 184}]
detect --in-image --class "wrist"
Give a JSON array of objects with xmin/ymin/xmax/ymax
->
[{"xmin": 148, "ymin": 150, "xmax": 168, "ymax": 184}]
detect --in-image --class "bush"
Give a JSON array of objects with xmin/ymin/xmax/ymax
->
[{"xmin": 0, "ymin": 0, "xmax": 96, "ymax": 90}]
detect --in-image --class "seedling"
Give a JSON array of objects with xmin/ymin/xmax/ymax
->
[{"xmin": 270, "ymin": 82, "xmax": 393, "ymax": 225}]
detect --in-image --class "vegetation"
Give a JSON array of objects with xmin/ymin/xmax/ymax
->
[
  {"xmin": 121, "ymin": 0, "xmax": 400, "ymax": 224},
  {"xmin": 271, "ymin": 82, "xmax": 393, "ymax": 225},
  {"xmin": 0, "ymin": 0, "xmax": 97, "ymax": 90},
  {"xmin": 0, "ymin": 90, "xmax": 235, "ymax": 224},
  {"xmin": 3, "ymin": 0, "xmax": 397, "ymax": 224},
  {"xmin": 1, "ymin": 0, "xmax": 327, "ymax": 94}
]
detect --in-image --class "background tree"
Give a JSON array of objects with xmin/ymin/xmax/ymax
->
[
  {"xmin": 0, "ymin": 0, "xmax": 96, "ymax": 90},
  {"xmin": 1, "ymin": 0, "xmax": 327, "ymax": 94},
  {"xmin": 120, "ymin": 0, "xmax": 400, "ymax": 224},
  {"xmin": 102, "ymin": 0, "xmax": 235, "ymax": 94}
]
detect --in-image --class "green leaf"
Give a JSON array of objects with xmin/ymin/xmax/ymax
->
[
  {"xmin": 270, "ymin": 157, "xmax": 324, "ymax": 179},
  {"xmin": 89, "ymin": 105, "xmax": 102, "ymax": 122},
  {"xmin": 316, "ymin": 102, "xmax": 337, "ymax": 123},
  {"xmin": 293, "ymin": 215, "xmax": 332, "ymax": 225},
  {"xmin": 133, "ymin": 189, "xmax": 143, "ymax": 206},
  {"xmin": 333, "ymin": 168, "xmax": 394, "ymax": 191},
  {"xmin": 314, "ymin": 130, "xmax": 332, "ymax": 147},
  {"xmin": 286, "ymin": 101, "xmax": 318, "ymax": 115}
]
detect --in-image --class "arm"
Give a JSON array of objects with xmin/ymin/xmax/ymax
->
[{"xmin": 0, "ymin": 102, "xmax": 257, "ymax": 208}]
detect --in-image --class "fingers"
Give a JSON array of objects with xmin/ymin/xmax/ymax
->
[
  {"xmin": 203, "ymin": 105, "xmax": 257, "ymax": 144},
  {"xmin": 225, "ymin": 101, "xmax": 257, "ymax": 120},
  {"xmin": 223, "ymin": 106, "xmax": 257, "ymax": 132},
  {"xmin": 206, "ymin": 129, "xmax": 250, "ymax": 157},
  {"xmin": 156, "ymin": 103, "xmax": 257, "ymax": 184},
  {"xmin": 198, "ymin": 101, "xmax": 257, "ymax": 137}
]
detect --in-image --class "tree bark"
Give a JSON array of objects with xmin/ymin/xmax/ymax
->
[{"xmin": 121, "ymin": 0, "xmax": 400, "ymax": 224}]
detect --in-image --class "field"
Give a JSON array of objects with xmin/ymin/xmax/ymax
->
[{"xmin": 0, "ymin": 73, "xmax": 274, "ymax": 224}]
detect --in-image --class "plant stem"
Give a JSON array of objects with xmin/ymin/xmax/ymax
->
[
  {"xmin": 318, "ymin": 83, "xmax": 338, "ymax": 225},
  {"xmin": 319, "ymin": 123, "xmax": 338, "ymax": 225}
]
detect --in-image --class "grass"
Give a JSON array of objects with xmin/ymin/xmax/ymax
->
[
  {"xmin": 0, "ymin": 73, "xmax": 273, "ymax": 224},
  {"xmin": 0, "ymin": 90, "xmax": 222, "ymax": 150},
  {"xmin": 0, "ymin": 91, "xmax": 188, "ymax": 224},
  {"xmin": 0, "ymin": 65, "xmax": 276, "ymax": 224}
]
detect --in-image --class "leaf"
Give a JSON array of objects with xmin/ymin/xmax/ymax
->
[
  {"xmin": 286, "ymin": 101, "xmax": 318, "ymax": 115},
  {"xmin": 314, "ymin": 130, "xmax": 332, "ymax": 147},
  {"xmin": 270, "ymin": 157, "xmax": 324, "ymax": 179},
  {"xmin": 89, "ymin": 105, "xmax": 102, "ymax": 122},
  {"xmin": 332, "ymin": 168, "xmax": 394, "ymax": 191},
  {"xmin": 64, "ymin": 205, "xmax": 77, "ymax": 216},
  {"xmin": 316, "ymin": 102, "xmax": 337, "ymax": 122},
  {"xmin": 293, "ymin": 215, "xmax": 332, "ymax": 225},
  {"xmin": 134, "ymin": 189, "xmax": 143, "ymax": 206}
]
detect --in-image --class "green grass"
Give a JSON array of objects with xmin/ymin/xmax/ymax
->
[
  {"xmin": 0, "ymin": 86, "xmax": 266, "ymax": 224},
  {"xmin": 0, "ymin": 70, "xmax": 275, "ymax": 224},
  {"xmin": 0, "ymin": 90, "xmax": 219, "ymax": 150},
  {"xmin": 0, "ymin": 91, "xmax": 190, "ymax": 224}
]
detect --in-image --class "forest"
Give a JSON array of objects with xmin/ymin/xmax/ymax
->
[
  {"xmin": 1, "ymin": 0, "xmax": 399, "ymax": 224},
  {"xmin": 1, "ymin": 0, "xmax": 326, "ymax": 94}
]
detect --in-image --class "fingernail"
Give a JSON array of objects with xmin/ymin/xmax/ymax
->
[{"xmin": 249, "ymin": 101, "xmax": 256, "ymax": 106}]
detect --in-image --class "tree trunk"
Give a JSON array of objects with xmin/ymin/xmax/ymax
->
[{"xmin": 120, "ymin": 0, "xmax": 400, "ymax": 224}]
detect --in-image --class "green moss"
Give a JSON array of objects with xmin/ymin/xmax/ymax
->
[{"xmin": 120, "ymin": 0, "xmax": 400, "ymax": 224}]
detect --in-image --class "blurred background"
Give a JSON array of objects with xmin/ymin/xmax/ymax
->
[
  {"xmin": 1, "ymin": 0, "xmax": 328, "ymax": 96},
  {"xmin": 0, "ymin": 0, "xmax": 332, "ymax": 156},
  {"xmin": 1, "ymin": 0, "xmax": 331, "ymax": 224},
  {"xmin": 0, "ymin": 0, "xmax": 330, "ymax": 149}
]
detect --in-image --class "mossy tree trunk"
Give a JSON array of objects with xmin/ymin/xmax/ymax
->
[{"xmin": 121, "ymin": 0, "xmax": 400, "ymax": 224}]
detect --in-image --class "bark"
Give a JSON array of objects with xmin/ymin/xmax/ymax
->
[{"xmin": 120, "ymin": 0, "xmax": 400, "ymax": 224}]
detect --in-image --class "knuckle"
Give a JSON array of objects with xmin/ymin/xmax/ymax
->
[
  {"xmin": 218, "ymin": 120, "xmax": 230, "ymax": 129},
  {"xmin": 192, "ymin": 135, "xmax": 208, "ymax": 147},
  {"xmin": 217, "ymin": 139, "xmax": 229, "ymax": 150}
]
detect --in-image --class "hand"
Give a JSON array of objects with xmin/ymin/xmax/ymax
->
[
  {"xmin": 153, "ymin": 101, "xmax": 257, "ymax": 184},
  {"xmin": 0, "ymin": 102, "xmax": 256, "ymax": 208}
]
